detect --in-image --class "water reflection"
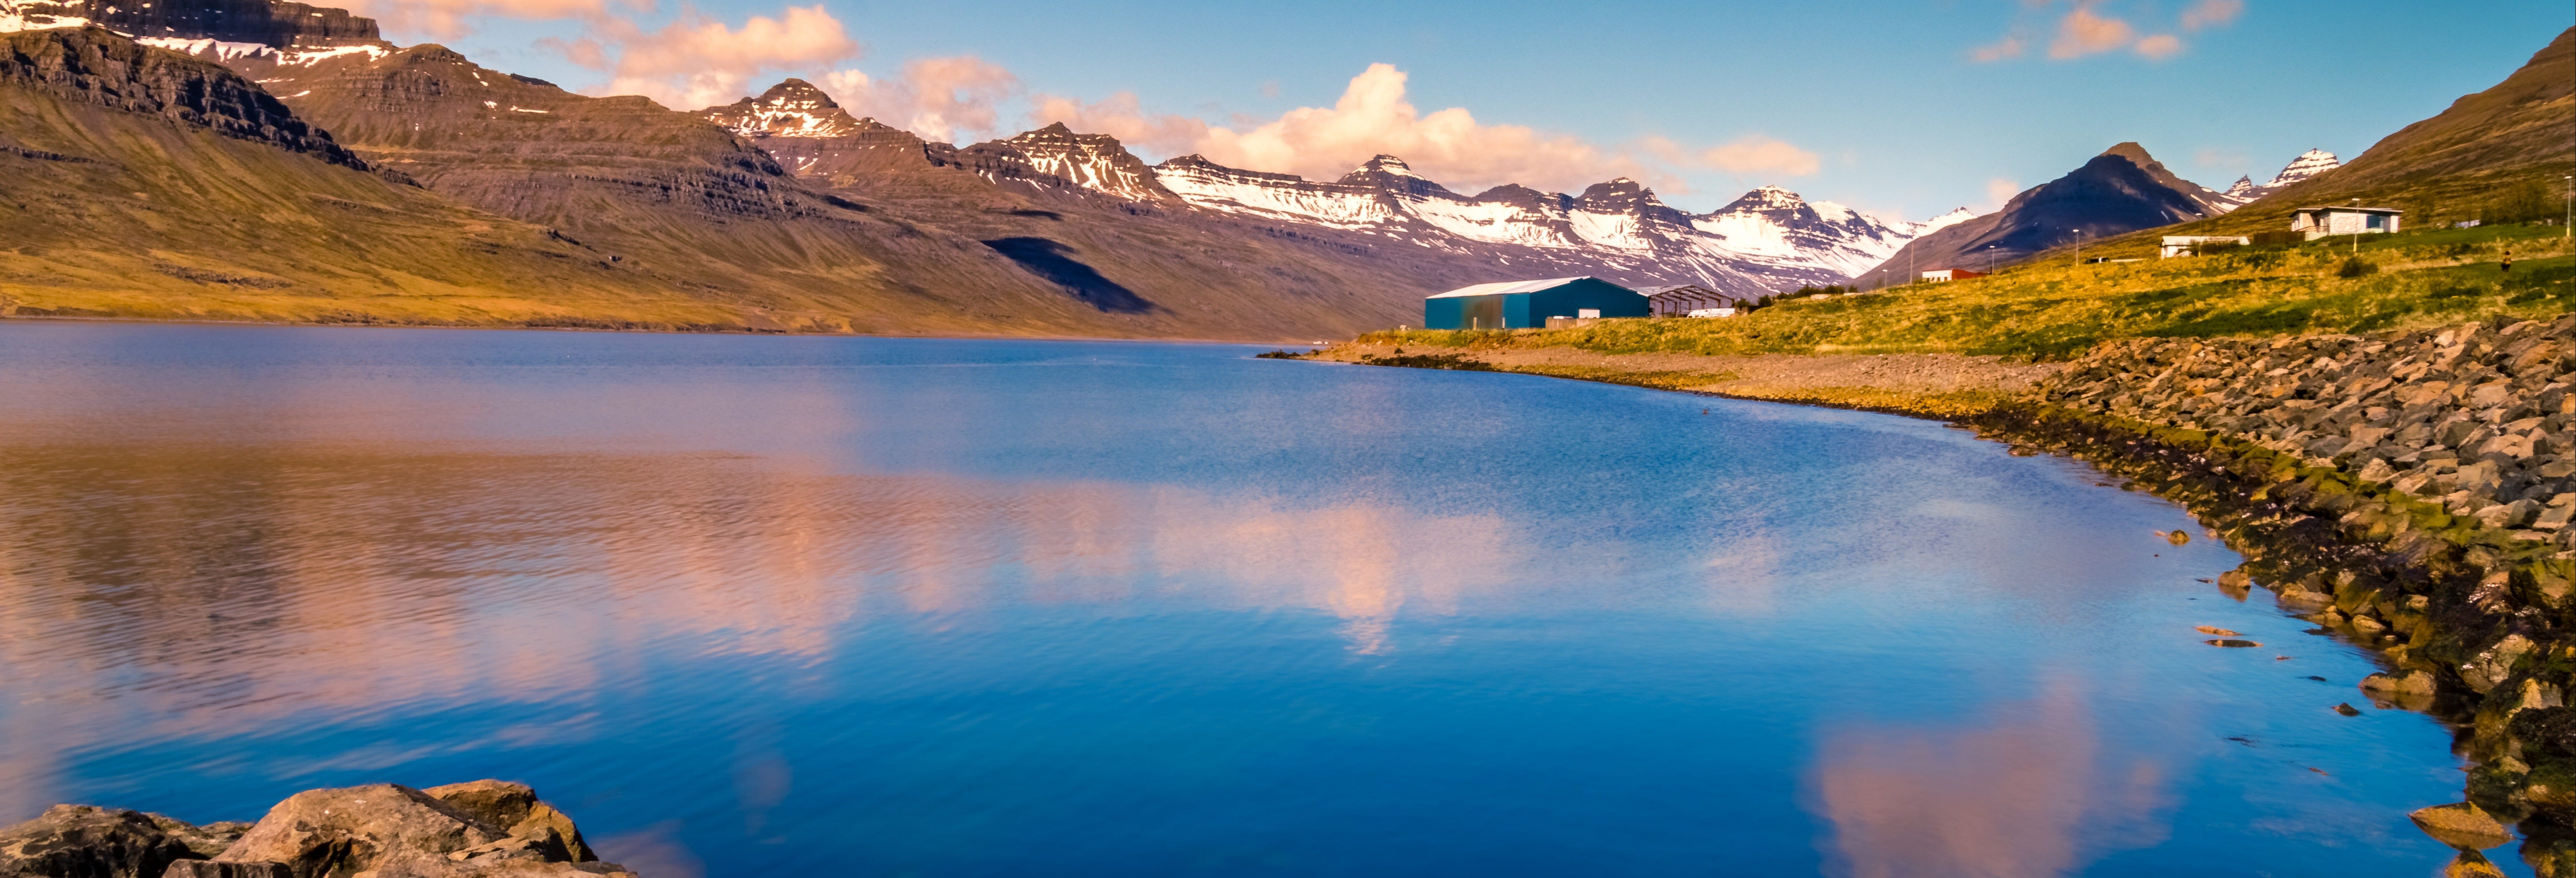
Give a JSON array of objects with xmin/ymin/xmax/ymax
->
[
  {"xmin": 1813, "ymin": 682, "xmax": 2174, "ymax": 878},
  {"xmin": 0, "ymin": 326, "xmax": 2487, "ymax": 875},
  {"xmin": 0, "ymin": 438, "xmax": 1572, "ymax": 812}
]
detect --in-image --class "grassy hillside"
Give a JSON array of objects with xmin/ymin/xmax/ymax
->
[{"xmin": 1363, "ymin": 224, "xmax": 2575, "ymax": 359}]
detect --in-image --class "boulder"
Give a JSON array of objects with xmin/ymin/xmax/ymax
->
[
  {"xmin": 2446, "ymin": 849, "xmax": 2508, "ymax": 878},
  {"xmin": 214, "ymin": 783, "xmax": 633, "ymax": 878},
  {"xmin": 2411, "ymin": 802, "xmax": 2515, "ymax": 850},
  {"xmin": 2363, "ymin": 670, "xmax": 2438, "ymax": 695},
  {"xmin": 214, "ymin": 784, "xmax": 503, "ymax": 878},
  {"xmin": 0, "ymin": 805, "xmax": 202, "ymax": 878},
  {"xmin": 145, "ymin": 819, "xmax": 248, "ymax": 861},
  {"xmin": 163, "ymin": 863, "xmax": 290, "ymax": 878},
  {"xmin": 420, "ymin": 783, "xmax": 593, "ymax": 863}
]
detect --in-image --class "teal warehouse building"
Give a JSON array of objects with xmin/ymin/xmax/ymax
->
[{"xmin": 1422, "ymin": 278, "xmax": 1647, "ymax": 330}]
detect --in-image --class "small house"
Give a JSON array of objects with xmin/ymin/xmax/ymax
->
[
  {"xmin": 2160, "ymin": 235, "xmax": 2252, "ymax": 258},
  {"xmin": 2290, "ymin": 206, "xmax": 2402, "ymax": 239},
  {"xmin": 1423, "ymin": 277, "xmax": 1646, "ymax": 330},
  {"xmin": 1919, "ymin": 268, "xmax": 1988, "ymax": 283},
  {"xmin": 1639, "ymin": 284, "xmax": 1734, "ymax": 317}
]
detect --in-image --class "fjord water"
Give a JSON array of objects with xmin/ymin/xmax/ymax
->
[{"xmin": 0, "ymin": 323, "xmax": 2491, "ymax": 875}]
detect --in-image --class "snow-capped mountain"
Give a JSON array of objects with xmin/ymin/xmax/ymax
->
[
  {"xmin": 703, "ymin": 79, "xmax": 862, "ymax": 139},
  {"xmin": 2263, "ymin": 149, "xmax": 2341, "ymax": 189},
  {"xmin": 693, "ymin": 81, "xmax": 1950, "ymax": 295},
  {"xmin": 993, "ymin": 123, "xmax": 1173, "ymax": 202},
  {"xmin": 2220, "ymin": 149, "xmax": 2344, "ymax": 202},
  {"xmin": 1152, "ymin": 153, "xmax": 1952, "ymax": 293}
]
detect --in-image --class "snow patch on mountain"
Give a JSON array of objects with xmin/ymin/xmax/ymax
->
[
  {"xmin": 2262, "ymin": 149, "xmax": 2340, "ymax": 189},
  {"xmin": 1155, "ymin": 157, "xmax": 1397, "ymax": 228},
  {"xmin": 700, "ymin": 79, "xmax": 860, "ymax": 139},
  {"xmin": 1153, "ymin": 156, "xmax": 1952, "ymax": 291},
  {"xmin": 274, "ymin": 43, "xmax": 385, "ymax": 65},
  {"xmin": 0, "ymin": 0, "xmax": 87, "ymax": 31},
  {"xmin": 137, "ymin": 35, "xmax": 274, "ymax": 61},
  {"xmin": 1000, "ymin": 123, "xmax": 1168, "ymax": 202}
]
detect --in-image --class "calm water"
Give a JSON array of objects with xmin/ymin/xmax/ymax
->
[{"xmin": 0, "ymin": 323, "xmax": 2492, "ymax": 876}]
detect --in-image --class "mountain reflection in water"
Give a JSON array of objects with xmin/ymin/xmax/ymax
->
[{"xmin": 0, "ymin": 324, "xmax": 2497, "ymax": 875}]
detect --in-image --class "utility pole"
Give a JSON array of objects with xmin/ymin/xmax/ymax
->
[{"xmin": 2563, "ymin": 175, "xmax": 2571, "ymax": 241}]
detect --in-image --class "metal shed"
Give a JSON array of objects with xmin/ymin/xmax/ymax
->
[
  {"xmin": 1422, "ymin": 277, "xmax": 1646, "ymax": 330},
  {"xmin": 1638, "ymin": 284, "xmax": 1735, "ymax": 317}
]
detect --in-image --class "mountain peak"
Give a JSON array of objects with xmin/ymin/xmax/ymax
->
[
  {"xmin": 2098, "ymin": 141, "xmax": 2156, "ymax": 166},
  {"xmin": 2260, "ymin": 148, "xmax": 2340, "ymax": 189},
  {"xmin": 756, "ymin": 78, "xmax": 833, "ymax": 104},
  {"xmin": 703, "ymin": 79, "xmax": 860, "ymax": 138},
  {"xmin": 1354, "ymin": 154, "xmax": 1416, "ymax": 176},
  {"xmin": 1719, "ymin": 184, "xmax": 1807, "ymax": 213},
  {"xmin": 990, "ymin": 123, "xmax": 1171, "ymax": 202}
]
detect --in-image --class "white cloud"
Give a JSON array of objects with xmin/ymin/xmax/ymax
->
[
  {"xmin": 821, "ymin": 57, "xmax": 1021, "ymax": 142},
  {"xmin": 561, "ymin": 5, "xmax": 859, "ymax": 110},
  {"xmin": 1030, "ymin": 92, "xmax": 1210, "ymax": 154},
  {"xmin": 2180, "ymin": 0, "xmax": 2244, "ymax": 31},
  {"xmin": 1034, "ymin": 63, "xmax": 1673, "ymax": 194},
  {"xmin": 2133, "ymin": 34, "xmax": 2183, "ymax": 60},
  {"xmin": 1969, "ymin": 34, "xmax": 2026, "ymax": 63},
  {"xmin": 1695, "ymin": 135, "xmax": 1821, "ymax": 177},
  {"xmin": 2048, "ymin": 4, "xmax": 2137, "ymax": 59},
  {"xmin": 1985, "ymin": 177, "xmax": 2023, "ymax": 211}
]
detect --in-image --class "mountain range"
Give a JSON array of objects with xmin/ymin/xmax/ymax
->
[
  {"xmin": 693, "ymin": 78, "xmax": 1969, "ymax": 298},
  {"xmin": 0, "ymin": 0, "xmax": 1976, "ymax": 339},
  {"xmin": 1852, "ymin": 141, "xmax": 2244, "ymax": 288},
  {"xmin": 4, "ymin": 0, "xmax": 2565, "ymax": 337}
]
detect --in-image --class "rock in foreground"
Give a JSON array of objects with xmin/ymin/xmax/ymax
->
[{"xmin": 0, "ymin": 782, "xmax": 632, "ymax": 878}]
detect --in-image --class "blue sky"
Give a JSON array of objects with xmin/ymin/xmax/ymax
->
[{"xmin": 406, "ymin": 0, "xmax": 2572, "ymax": 220}]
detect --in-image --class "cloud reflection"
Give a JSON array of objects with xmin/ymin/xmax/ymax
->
[
  {"xmin": 1811, "ymin": 682, "xmax": 2171, "ymax": 878},
  {"xmin": 0, "ymin": 439, "xmax": 1566, "ymax": 817}
]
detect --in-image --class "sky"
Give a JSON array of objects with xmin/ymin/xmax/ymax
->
[{"xmin": 363, "ymin": 0, "xmax": 2572, "ymax": 221}]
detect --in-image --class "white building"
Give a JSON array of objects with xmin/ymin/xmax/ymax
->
[
  {"xmin": 1919, "ymin": 268, "xmax": 1986, "ymax": 283},
  {"xmin": 2290, "ymin": 206, "xmax": 2402, "ymax": 240},
  {"xmin": 2160, "ymin": 235, "xmax": 2252, "ymax": 258}
]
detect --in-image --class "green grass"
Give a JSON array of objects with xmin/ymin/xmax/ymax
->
[{"xmin": 1365, "ymin": 224, "xmax": 2576, "ymax": 359}]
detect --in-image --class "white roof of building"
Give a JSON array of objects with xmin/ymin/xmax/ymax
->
[
  {"xmin": 1637, "ymin": 284, "xmax": 1720, "ymax": 296},
  {"xmin": 1428, "ymin": 277, "xmax": 1631, "ymax": 299},
  {"xmin": 2297, "ymin": 206, "xmax": 2402, "ymax": 214}
]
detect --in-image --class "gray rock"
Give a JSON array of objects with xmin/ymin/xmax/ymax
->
[
  {"xmin": 162, "ymin": 863, "xmax": 290, "ymax": 878},
  {"xmin": 0, "ymin": 805, "xmax": 202, "ymax": 878}
]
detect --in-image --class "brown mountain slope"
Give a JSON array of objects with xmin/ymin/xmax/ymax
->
[
  {"xmin": 228, "ymin": 44, "xmax": 1149, "ymax": 337},
  {"xmin": 233, "ymin": 45, "xmax": 1472, "ymax": 339},
  {"xmin": 0, "ymin": 27, "xmax": 764, "ymax": 327},
  {"xmin": 1853, "ymin": 142, "xmax": 2233, "ymax": 287},
  {"xmin": 2183, "ymin": 26, "xmax": 2573, "ymax": 234}
]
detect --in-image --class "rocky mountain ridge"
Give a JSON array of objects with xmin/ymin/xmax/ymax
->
[
  {"xmin": 702, "ymin": 80, "xmax": 1968, "ymax": 297},
  {"xmin": 0, "ymin": 0, "xmax": 374, "ymax": 47},
  {"xmin": 2224, "ymin": 148, "xmax": 2344, "ymax": 200}
]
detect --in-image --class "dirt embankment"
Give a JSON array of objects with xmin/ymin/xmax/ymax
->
[{"xmin": 1308, "ymin": 343, "xmax": 2062, "ymax": 417}]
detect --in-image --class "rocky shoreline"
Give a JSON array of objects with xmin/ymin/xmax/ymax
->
[
  {"xmin": 0, "ymin": 781, "xmax": 631, "ymax": 878},
  {"xmin": 1311, "ymin": 313, "xmax": 2576, "ymax": 870}
]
